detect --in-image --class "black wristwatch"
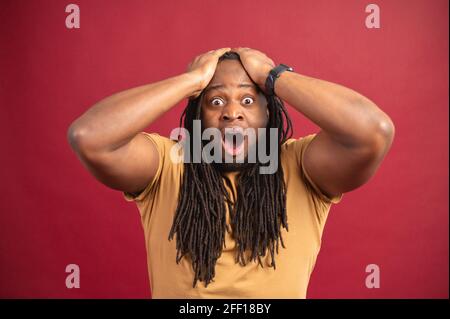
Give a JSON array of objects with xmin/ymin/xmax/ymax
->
[{"xmin": 265, "ymin": 64, "xmax": 294, "ymax": 96}]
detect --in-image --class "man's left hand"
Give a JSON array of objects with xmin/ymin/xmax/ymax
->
[{"xmin": 233, "ymin": 47, "xmax": 275, "ymax": 92}]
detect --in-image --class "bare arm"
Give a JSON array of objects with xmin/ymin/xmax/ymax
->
[
  {"xmin": 235, "ymin": 47, "xmax": 395, "ymax": 200},
  {"xmin": 275, "ymin": 72, "xmax": 395, "ymax": 199},
  {"xmin": 67, "ymin": 48, "xmax": 230, "ymax": 194}
]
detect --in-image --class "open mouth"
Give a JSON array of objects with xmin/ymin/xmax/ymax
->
[{"xmin": 222, "ymin": 127, "xmax": 245, "ymax": 156}]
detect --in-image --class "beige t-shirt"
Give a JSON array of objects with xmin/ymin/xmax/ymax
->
[{"xmin": 123, "ymin": 132, "xmax": 343, "ymax": 298}]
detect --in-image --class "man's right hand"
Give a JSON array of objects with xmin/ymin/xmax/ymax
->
[
  {"xmin": 187, "ymin": 47, "xmax": 231, "ymax": 98},
  {"xmin": 68, "ymin": 48, "xmax": 230, "ymax": 197}
]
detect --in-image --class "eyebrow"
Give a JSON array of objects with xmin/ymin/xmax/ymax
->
[{"xmin": 204, "ymin": 83, "xmax": 257, "ymax": 93}]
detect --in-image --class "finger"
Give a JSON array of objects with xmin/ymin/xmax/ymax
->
[
  {"xmin": 233, "ymin": 48, "xmax": 249, "ymax": 55},
  {"xmin": 214, "ymin": 47, "xmax": 231, "ymax": 55}
]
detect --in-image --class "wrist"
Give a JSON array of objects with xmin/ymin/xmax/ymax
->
[
  {"xmin": 256, "ymin": 65, "xmax": 274, "ymax": 89},
  {"xmin": 182, "ymin": 71, "xmax": 204, "ymax": 99},
  {"xmin": 264, "ymin": 64, "xmax": 294, "ymax": 96}
]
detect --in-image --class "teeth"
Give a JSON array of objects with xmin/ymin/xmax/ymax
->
[
  {"xmin": 224, "ymin": 126, "xmax": 244, "ymax": 133},
  {"xmin": 222, "ymin": 127, "xmax": 245, "ymax": 156},
  {"xmin": 223, "ymin": 127, "xmax": 244, "ymax": 140},
  {"xmin": 223, "ymin": 132, "xmax": 244, "ymax": 146},
  {"xmin": 224, "ymin": 131, "xmax": 243, "ymax": 139}
]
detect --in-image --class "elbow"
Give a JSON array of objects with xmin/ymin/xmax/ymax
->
[
  {"xmin": 67, "ymin": 122, "xmax": 112, "ymax": 162},
  {"xmin": 368, "ymin": 115, "xmax": 395, "ymax": 155},
  {"xmin": 377, "ymin": 116, "xmax": 395, "ymax": 144},
  {"xmin": 67, "ymin": 122, "xmax": 89, "ymax": 154},
  {"xmin": 354, "ymin": 97, "xmax": 395, "ymax": 148}
]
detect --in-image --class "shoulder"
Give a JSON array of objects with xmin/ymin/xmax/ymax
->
[
  {"xmin": 281, "ymin": 134, "xmax": 317, "ymax": 164},
  {"xmin": 281, "ymin": 133, "xmax": 343, "ymax": 205},
  {"xmin": 123, "ymin": 133, "xmax": 182, "ymax": 203},
  {"xmin": 140, "ymin": 132, "xmax": 178, "ymax": 150}
]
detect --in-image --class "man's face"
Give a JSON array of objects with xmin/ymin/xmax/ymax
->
[{"xmin": 200, "ymin": 59, "xmax": 269, "ymax": 166}]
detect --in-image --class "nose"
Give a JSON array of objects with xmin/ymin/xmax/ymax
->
[{"xmin": 221, "ymin": 101, "xmax": 244, "ymax": 122}]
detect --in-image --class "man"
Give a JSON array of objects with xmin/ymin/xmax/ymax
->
[{"xmin": 67, "ymin": 47, "xmax": 395, "ymax": 298}]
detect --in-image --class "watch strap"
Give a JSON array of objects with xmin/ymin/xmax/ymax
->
[{"xmin": 265, "ymin": 64, "xmax": 294, "ymax": 96}]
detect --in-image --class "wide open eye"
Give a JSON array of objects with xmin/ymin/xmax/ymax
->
[
  {"xmin": 242, "ymin": 97, "xmax": 254, "ymax": 105},
  {"xmin": 211, "ymin": 97, "xmax": 225, "ymax": 106}
]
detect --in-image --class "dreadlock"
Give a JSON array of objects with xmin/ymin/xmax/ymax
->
[{"xmin": 168, "ymin": 52, "xmax": 293, "ymax": 287}]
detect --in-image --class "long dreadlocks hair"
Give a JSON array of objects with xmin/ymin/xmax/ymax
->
[{"xmin": 168, "ymin": 52, "xmax": 293, "ymax": 287}]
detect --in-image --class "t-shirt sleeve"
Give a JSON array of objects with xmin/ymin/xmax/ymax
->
[
  {"xmin": 296, "ymin": 134, "xmax": 344, "ymax": 205},
  {"xmin": 122, "ymin": 132, "xmax": 170, "ymax": 203}
]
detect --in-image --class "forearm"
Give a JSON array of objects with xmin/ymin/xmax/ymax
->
[
  {"xmin": 68, "ymin": 72, "xmax": 199, "ymax": 153},
  {"xmin": 274, "ymin": 72, "xmax": 395, "ymax": 147}
]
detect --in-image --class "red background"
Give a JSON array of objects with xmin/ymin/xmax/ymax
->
[{"xmin": 0, "ymin": 0, "xmax": 448, "ymax": 298}]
